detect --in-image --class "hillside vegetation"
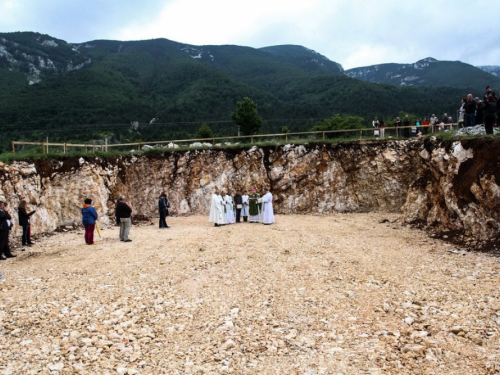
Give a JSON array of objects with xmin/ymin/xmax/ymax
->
[{"xmin": 0, "ymin": 32, "xmax": 487, "ymax": 152}]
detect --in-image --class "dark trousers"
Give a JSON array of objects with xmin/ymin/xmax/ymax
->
[
  {"xmin": 465, "ymin": 113, "xmax": 475, "ymax": 127},
  {"xmin": 484, "ymin": 115, "xmax": 495, "ymax": 134},
  {"xmin": 235, "ymin": 208, "xmax": 242, "ymax": 222},
  {"xmin": 0, "ymin": 230, "xmax": 10, "ymax": 256},
  {"xmin": 21, "ymin": 224, "xmax": 31, "ymax": 245},
  {"xmin": 159, "ymin": 211, "xmax": 168, "ymax": 228},
  {"xmin": 84, "ymin": 224, "xmax": 95, "ymax": 244}
]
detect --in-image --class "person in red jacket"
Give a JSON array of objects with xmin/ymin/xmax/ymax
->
[{"xmin": 422, "ymin": 117, "xmax": 430, "ymax": 135}]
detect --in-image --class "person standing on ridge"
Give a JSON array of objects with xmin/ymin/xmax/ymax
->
[
  {"xmin": 483, "ymin": 95, "xmax": 497, "ymax": 135},
  {"xmin": 464, "ymin": 94, "xmax": 476, "ymax": 127}
]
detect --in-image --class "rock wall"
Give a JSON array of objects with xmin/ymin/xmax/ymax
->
[
  {"xmin": 1, "ymin": 139, "xmax": 499, "ymax": 247},
  {"xmin": 401, "ymin": 137, "xmax": 500, "ymax": 247}
]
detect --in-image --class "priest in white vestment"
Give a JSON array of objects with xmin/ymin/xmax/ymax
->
[
  {"xmin": 258, "ymin": 188, "xmax": 274, "ymax": 225},
  {"xmin": 209, "ymin": 188, "xmax": 226, "ymax": 226},
  {"xmin": 223, "ymin": 191, "xmax": 235, "ymax": 224}
]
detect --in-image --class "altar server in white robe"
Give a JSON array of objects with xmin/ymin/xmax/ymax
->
[
  {"xmin": 258, "ymin": 188, "xmax": 275, "ymax": 225},
  {"xmin": 223, "ymin": 191, "xmax": 235, "ymax": 224},
  {"xmin": 209, "ymin": 188, "xmax": 226, "ymax": 226},
  {"xmin": 241, "ymin": 191, "xmax": 249, "ymax": 222}
]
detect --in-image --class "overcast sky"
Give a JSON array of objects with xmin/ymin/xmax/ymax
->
[{"xmin": 1, "ymin": 0, "xmax": 498, "ymax": 70}]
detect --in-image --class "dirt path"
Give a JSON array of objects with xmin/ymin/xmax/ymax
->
[{"xmin": 1, "ymin": 214, "xmax": 499, "ymax": 374}]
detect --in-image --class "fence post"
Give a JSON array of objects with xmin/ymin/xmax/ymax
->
[
  {"xmin": 64, "ymin": 143, "xmax": 67, "ymax": 154},
  {"xmin": 285, "ymin": 133, "xmax": 288, "ymax": 142},
  {"xmin": 105, "ymin": 138, "xmax": 108, "ymax": 152},
  {"xmin": 322, "ymin": 132, "xmax": 325, "ymax": 140},
  {"xmin": 251, "ymin": 136, "xmax": 254, "ymax": 144},
  {"xmin": 360, "ymin": 130, "xmax": 363, "ymax": 140},
  {"xmin": 11, "ymin": 141, "xmax": 15, "ymax": 155}
]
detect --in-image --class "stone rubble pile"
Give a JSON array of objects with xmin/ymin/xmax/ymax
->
[{"xmin": 454, "ymin": 124, "xmax": 499, "ymax": 136}]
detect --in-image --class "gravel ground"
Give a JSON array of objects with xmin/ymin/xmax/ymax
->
[{"xmin": 0, "ymin": 214, "xmax": 499, "ymax": 375}]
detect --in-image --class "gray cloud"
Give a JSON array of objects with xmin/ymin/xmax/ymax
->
[{"xmin": 1, "ymin": 0, "xmax": 499, "ymax": 69}]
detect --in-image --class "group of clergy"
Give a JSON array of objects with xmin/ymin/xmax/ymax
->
[{"xmin": 209, "ymin": 187, "xmax": 275, "ymax": 227}]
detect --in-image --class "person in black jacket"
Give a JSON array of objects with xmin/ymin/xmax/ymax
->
[
  {"xmin": 18, "ymin": 200, "xmax": 36, "ymax": 247},
  {"xmin": 483, "ymin": 86, "xmax": 497, "ymax": 102},
  {"xmin": 483, "ymin": 95, "xmax": 497, "ymax": 135},
  {"xmin": 116, "ymin": 195, "xmax": 132, "ymax": 242},
  {"xmin": 402, "ymin": 115, "xmax": 410, "ymax": 138},
  {"xmin": 475, "ymin": 97, "xmax": 485, "ymax": 125},
  {"xmin": 158, "ymin": 193, "xmax": 170, "ymax": 228},
  {"xmin": 464, "ymin": 94, "xmax": 476, "ymax": 127},
  {"xmin": 233, "ymin": 191, "xmax": 243, "ymax": 223},
  {"xmin": 0, "ymin": 201, "xmax": 16, "ymax": 259}
]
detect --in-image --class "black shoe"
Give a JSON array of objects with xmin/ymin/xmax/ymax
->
[
  {"xmin": 0, "ymin": 255, "xmax": 6, "ymax": 260},
  {"xmin": 5, "ymin": 254, "xmax": 17, "ymax": 258},
  {"xmin": 165, "ymin": 226, "xmax": 170, "ymax": 228},
  {"xmin": 124, "ymin": 239, "xmax": 132, "ymax": 242}
]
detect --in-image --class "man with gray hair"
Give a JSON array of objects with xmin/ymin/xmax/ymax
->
[{"xmin": 116, "ymin": 195, "xmax": 132, "ymax": 242}]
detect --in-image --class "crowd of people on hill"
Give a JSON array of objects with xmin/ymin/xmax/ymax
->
[
  {"xmin": 209, "ymin": 187, "xmax": 275, "ymax": 226},
  {"xmin": 372, "ymin": 86, "xmax": 500, "ymax": 137},
  {"xmin": 457, "ymin": 86, "xmax": 499, "ymax": 134}
]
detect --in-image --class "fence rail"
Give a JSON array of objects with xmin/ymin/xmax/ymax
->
[{"xmin": 11, "ymin": 124, "xmax": 458, "ymax": 155}]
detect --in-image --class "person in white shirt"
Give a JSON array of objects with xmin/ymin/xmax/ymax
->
[
  {"xmin": 258, "ymin": 188, "xmax": 275, "ymax": 225},
  {"xmin": 209, "ymin": 188, "xmax": 226, "ymax": 227},
  {"xmin": 241, "ymin": 190, "xmax": 249, "ymax": 222}
]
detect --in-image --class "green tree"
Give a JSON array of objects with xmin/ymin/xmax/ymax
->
[
  {"xmin": 311, "ymin": 114, "xmax": 365, "ymax": 138},
  {"xmin": 281, "ymin": 125, "xmax": 290, "ymax": 134},
  {"xmin": 231, "ymin": 97, "xmax": 262, "ymax": 136},
  {"xmin": 311, "ymin": 114, "xmax": 365, "ymax": 131},
  {"xmin": 197, "ymin": 122, "xmax": 215, "ymax": 139}
]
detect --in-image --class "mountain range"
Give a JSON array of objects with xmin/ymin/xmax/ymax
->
[
  {"xmin": 0, "ymin": 31, "xmax": 496, "ymax": 150},
  {"xmin": 345, "ymin": 58, "xmax": 500, "ymax": 90}
]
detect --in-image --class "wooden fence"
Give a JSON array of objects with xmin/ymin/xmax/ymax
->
[{"xmin": 11, "ymin": 124, "xmax": 457, "ymax": 155}]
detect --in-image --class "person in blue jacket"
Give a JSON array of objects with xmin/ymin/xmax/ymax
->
[{"xmin": 81, "ymin": 198, "xmax": 98, "ymax": 245}]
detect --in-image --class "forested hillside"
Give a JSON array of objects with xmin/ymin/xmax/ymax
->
[{"xmin": 0, "ymin": 32, "xmax": 481, "ymax": 152}]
